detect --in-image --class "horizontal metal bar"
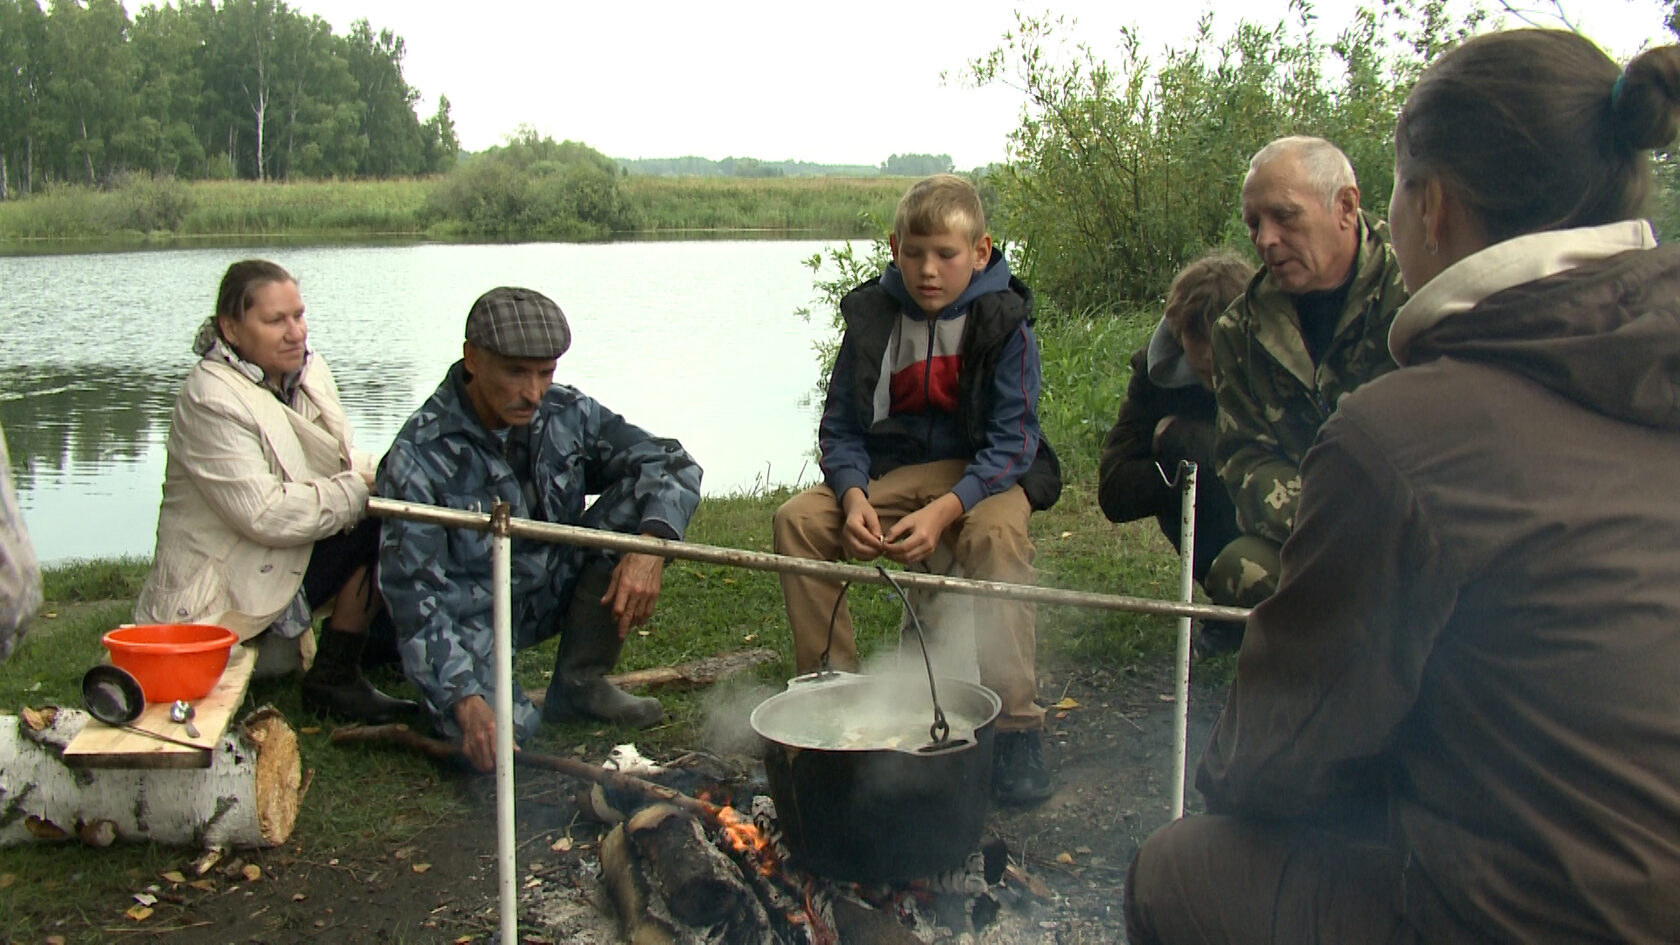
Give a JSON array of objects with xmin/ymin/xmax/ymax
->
[{"xmin": 367, "ymin": 496, "xmax": 1253, "ymax": 623}]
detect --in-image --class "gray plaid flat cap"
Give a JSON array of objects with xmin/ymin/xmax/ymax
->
[{"xmin": 464, "ymin": 287, "xmax": 571, "ymax": 359}]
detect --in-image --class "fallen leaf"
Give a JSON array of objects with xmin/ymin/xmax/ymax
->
[
  {"xmin": 1059, "ymin": 531, "xmax": 1073, "ymax": 539},
  {"xmin": 393, "ymin": 845, "xmax": 419, "ymax": 860},
  {"xmin": 523, "ymin": 877, "xmax": 542, "ymax": 888},
  {"xmin": 722, "ymin": 578, "xmax": 735, "ymax": 585},
  {"xmin": 1052, "ymin": 697, "xmax": 1080, "ymax": 710},
  {"xmin": 1055, "ymin": 852, "xmax": 1075, "ymax": 865},
  {"xmin": 44, "ymin": 937, "xmax": 65, "ymax": 945},
  {"xmin": 241, "ymin": 864, "xmax": 262, "ymax": 882},
  {"xmin": 291, "ymin": 893, "xmax": 307, "ymax": 902},
  {"xmin": 636, "ymin": 630, "xmax": 650, "ymax": 637},
  {"xmin": 125, "ymin": 904, "xmax": 154, "ymax": 921},
  {"xmin": 43, "ymin": 611, "xmax": 58, "ymax": 618},
  {"xmin": 328, "ymin": 858, "xmax": 339, "ymax": 866},
  {"xmin": 1158, "ymin": 693, "xmax": 1175, "ymax": 702},
  {"xmin": 0, "ymin": 873, "xmax": 14, "ymax": 889},
  {"xmin": 161, "ymin": 871, "xmax": 186, "ymax": 884},
  {"xmin": 549, "ymin": 836, "xmax": 573, "ymax": 853},
  {"xmin": 189, "ymin": 879, "xmax": 216, "ymax": 891},
  {"xmin": 1054, "ymin": 711, "xmax": 1068, "ymax": 721},
  {"xmin": 412, "ymin": 863, "xmax": 432, "ymax": 874},
  {"xmin": 299, "ymin": 726, "xmax": 322, "ymax": 735},
  {"xmin": 132, "ymin": 893, "xmax": 158, "ymax": 906},
  {"xmin": 743, "ymin": 634, "xmax": 756, "ymax": 642},
  {"xmin": 1075, "ymin": 845, "xmax": 1093, "ymax": 855},
  {"xmin": 454, "ymin": 935, "xmax": 477, "ymax": 944}
]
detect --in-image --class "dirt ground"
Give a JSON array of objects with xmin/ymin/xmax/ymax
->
[{"xmin": 83, "ymin": 660, "xmax": 1224, "ymax": 945}]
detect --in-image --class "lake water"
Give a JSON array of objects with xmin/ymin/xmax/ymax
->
[{"xmin": 0, "ymin": 240, "xmax": 846, "ymax": 564}]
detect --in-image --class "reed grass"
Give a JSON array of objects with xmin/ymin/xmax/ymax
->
[{"xmin": 0, "ymin": 175, "xmax": 912, "ymax": 244}]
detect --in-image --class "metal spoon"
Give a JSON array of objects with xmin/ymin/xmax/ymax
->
[{"xmin": 170, "ymin": 700, "xmax": 200, "ymax": 739}]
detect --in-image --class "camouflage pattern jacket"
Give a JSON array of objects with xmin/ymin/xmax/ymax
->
[
  {"xmin": 1211, "ymin": 211, "xmax": 1407, "ymax": 545},
  {"xmin": 377, "ymin": 362, "xmax": 702, "ymax": 739}
]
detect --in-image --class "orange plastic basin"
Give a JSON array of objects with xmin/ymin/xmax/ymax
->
[{"xmin": 101, "ymin": 624, "xmax": 238, "ymax": 703}]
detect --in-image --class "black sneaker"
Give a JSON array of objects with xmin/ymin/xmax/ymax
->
[
  {"xmin": 991, "ymin": 730, "xmax": 1052, "ymax": 807},
  {"xmin": 1192, "ymin": 619, "xmax": 1245, "ymax": 660}
]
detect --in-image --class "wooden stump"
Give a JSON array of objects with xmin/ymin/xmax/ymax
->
[{"xmin": 0, "ymin": 705, "xmax": 301, "ymax": 849}]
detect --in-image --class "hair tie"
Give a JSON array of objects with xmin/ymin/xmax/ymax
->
[{"xmin": 1611, "ymin": 72, "xmax": 1627, "ymax": 109}]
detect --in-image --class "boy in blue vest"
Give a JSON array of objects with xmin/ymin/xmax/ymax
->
[{"xmin": 773, "ymin": 174, "xmax": 1062, "ymax": 806}]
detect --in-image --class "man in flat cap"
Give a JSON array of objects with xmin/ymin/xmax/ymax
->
[{"xmin": 377, "ymin": 287, "xmax": 702, "ymax": 771}]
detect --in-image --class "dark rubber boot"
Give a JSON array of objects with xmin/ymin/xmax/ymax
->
[
  {"xmin": 992, "ymin": 730, "xmax": 1053, "ymax": 807},
  {"xmin": 541, "ymin": 565, "xmax": 664, "ymax": 729},
  {"xmin": 301, "ymin": 627, "xmax": 420, "ymax": 724}
]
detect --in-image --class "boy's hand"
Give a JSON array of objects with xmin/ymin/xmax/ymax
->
[
  {"xmin": 840, "ymin": 488, "xmax": 887, "ymax": 560},
  {"xmin": 883, "ymin": 493, "xmax": 964, "ymax": 564}
]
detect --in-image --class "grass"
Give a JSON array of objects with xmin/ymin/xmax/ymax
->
[
  {"xmin": 0, "ymin": 304, "xmax": 1214, "ymax": 941},
  {"xmin": 0, "ymin": 175, "xmax": 911, "ymax": 245},
  {"xmin": 618, "ymin": 176, "xmax": 908, "ymax": 235}
]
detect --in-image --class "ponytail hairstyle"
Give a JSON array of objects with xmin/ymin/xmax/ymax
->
[{"xmin": 1395, "ymin": 29, "xmax": 1680, "ymax": 244}]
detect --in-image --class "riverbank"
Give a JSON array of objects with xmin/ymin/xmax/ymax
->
[
  {"xmin": 0, "ymin": 485, "xmax": 1215, "ymax": 942},
  {"xmin": 0, "ymin": 309, "xmax": 1220, "ymax": 940},
  {"xmin": 0, "ymin": 175, "xmax": 909, "ymax": 246}
]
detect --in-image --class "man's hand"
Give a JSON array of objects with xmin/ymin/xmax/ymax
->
[
  {"xmin": 603, "ymin": 551, "xmax": 665, "ymax": 638},
  {"xmin": 882, "ymin": 493, "xmax": 963, "ymax": 564},
  {"xmin": 840, "ymin": 488, "xmax": 887, "ymax": 560},
  {"xmin": 452, "ymin": 695, "xmax": 497, "ymax": 773}
]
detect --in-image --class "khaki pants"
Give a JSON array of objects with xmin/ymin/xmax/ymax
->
[
  {"xmin": 772, "ymin": 459, "xmax": 1045, "ymax": 732},
  {"xmin": 1124, "ymin": 815, "xmax": 1421, "ymax": 945}
]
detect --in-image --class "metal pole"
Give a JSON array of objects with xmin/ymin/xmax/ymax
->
[
  {"xmin": 366, "ymin": 497, "xmax": 1252, "ymax": 624},
  {"xmin": 490, "ymin": 502, "xmax": 517, "ymax": 945},
  {"xmin": 1171, "ymin": 462, "xmax": 1197, "ymax": 820}
]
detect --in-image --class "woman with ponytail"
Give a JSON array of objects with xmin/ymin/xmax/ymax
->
[{"xmin": 1125, "ymin": 30, "xmax": 1680, "ymax": 945}]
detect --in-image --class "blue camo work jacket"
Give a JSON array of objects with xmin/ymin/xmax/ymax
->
[{"xmin": 377, "ymin": 361, "xmax": 702, "ymax": 739}]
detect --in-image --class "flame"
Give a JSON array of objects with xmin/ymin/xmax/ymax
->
[{"xmin": 712, "ymin": 804, "xmax": 776, "ymax": 873}]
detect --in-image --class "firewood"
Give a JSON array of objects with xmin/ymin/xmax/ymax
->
[
  {"xmin": 604, "ymin": 647, "xmax": 779, "ymax": 691},
  {"xmin": 599, "ymin": 823, "xmax": 678, "ymax": 945},
  {"xmin": 625, "ymin": 803, "xmax": 755, "ymax": 928},
  {"xmin": 0, "ymin": 706, "xmax": 301, "ymax": 849},
  {"xmin": 832, "ymin": 896, "xmax": 925, "ymax": 945},
  {"xmin": 329, "ymin": 723, "xmax": 723, "ymax": 820}
]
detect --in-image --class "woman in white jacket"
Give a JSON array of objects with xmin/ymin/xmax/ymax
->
[{"xmin": 135, "ymin": 259, "xmax": 415, "ymax": 723}]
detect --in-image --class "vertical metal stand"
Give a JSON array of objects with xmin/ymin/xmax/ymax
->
[
  {"xmin": 490, "ymin": 501, "xmax": 517, "ymax": 944},
  {"xmin": 1171, "ymin": 461, "xmax": 1197, "ymax": 820}
]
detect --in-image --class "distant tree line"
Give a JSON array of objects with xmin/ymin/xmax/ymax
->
[
  {"xmin": 0, "ymin": 0, "xmax": 458, "ymax": 199},
  {"xmin": 616, "ymin": 153, "xmax": 957, "ymax": 178}
]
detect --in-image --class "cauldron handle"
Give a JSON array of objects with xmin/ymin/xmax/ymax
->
[
  {"xmin": 817, "ymin": 579, "xmax": 853, "ymax": 675},
  {"xmin": 877, "ymin": 566, "xmax": 951, "ymax": 745}
]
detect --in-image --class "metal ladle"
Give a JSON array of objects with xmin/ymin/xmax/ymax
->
[{"xmin": 169, "ymin": 700, "xmax": 200, "ymax": 739}]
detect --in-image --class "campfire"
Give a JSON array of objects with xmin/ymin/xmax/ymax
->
[{"xmin": 597, "ymin": 785, "xmax": 1006, "ymax": 944}]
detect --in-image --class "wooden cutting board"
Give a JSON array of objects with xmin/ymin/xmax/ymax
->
[{"xmin": 62, "ymin": 645, "xmax": 257, "ymax": 769}]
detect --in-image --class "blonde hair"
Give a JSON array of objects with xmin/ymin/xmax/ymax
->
[{"xmin": 893, "ymin": 173, "xmax": 987, "ymax": 245}]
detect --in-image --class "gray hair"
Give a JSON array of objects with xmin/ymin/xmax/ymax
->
[{"xmin": 1247, "ymin": 136, "xmax": 1357, "ymax": 210}]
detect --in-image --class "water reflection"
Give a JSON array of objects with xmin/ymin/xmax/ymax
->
[{"xmin": 2, "ymin": 240, "xmax": 837, "ymax": 563}]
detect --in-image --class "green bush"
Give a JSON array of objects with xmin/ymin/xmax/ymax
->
[
  {"xmin": 966, "ymin": 4, "xmax": 1484, "ymax": 311},
  {"xmin": 423, "ymin": 129, "xmax": 630, "ymax": 238}
]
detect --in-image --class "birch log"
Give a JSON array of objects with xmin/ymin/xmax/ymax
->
[{"xmin": 0, "ymin": 705, "xmax": 301, "ymax": 849}]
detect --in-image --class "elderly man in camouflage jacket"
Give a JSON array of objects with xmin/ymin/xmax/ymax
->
[
  {"xmin": 1202, "ymin": 136, "xmax": 1407, "ymax": 654},
  {"xmin": 378, "ymin": 288, "xmax": 701, "ymax": 772}
]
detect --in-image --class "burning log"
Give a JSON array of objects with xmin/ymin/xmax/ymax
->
[
  {"xmin": 600, "ymin": 822, "xmax": 680, "ymax": 945},
  {"xmin": 625, "ymin": 803, "xmax": 760, "ymax": 929},
  {"xmin": 0, "ymin": 706, "xmax": 301, "ymax": 849}
]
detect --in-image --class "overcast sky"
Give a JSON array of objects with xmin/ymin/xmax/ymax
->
[{"xmin": 185, "ymin": 0, "xmax": 1680, "ymax": 168}]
